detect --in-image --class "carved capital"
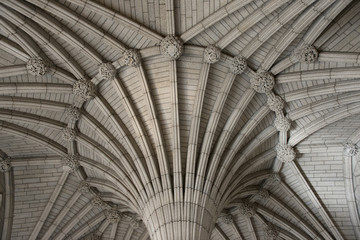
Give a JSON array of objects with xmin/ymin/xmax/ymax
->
[
  {"xmin": 238, "ymin": 201, "xmax": 256, "ymax": 218},
  {"xmin": 219, "ymin": 213, "xmax": 233, "ymax": 225},
  {"xmin": 254, "ymin": 189, "xmax": 269, "ymax": 202},
  {"xmin": 160, "ymin": 35, "xmax": 183, "ymax": 60},
  {"xmin": 204, "ymin": 45, "xmax": 221, "ymax": 64},
  {"xmin": 62, "ymin": 127, "xmax": 78, "ymax": 142},
  {"xmin": 78, "ymin": 180, "xmax": 92, "ymax": 195},
  {"xmin": 266, "ymin": 173, "xmax": 281, "ymax": 186},
  {"xmin": 130, "ymin": 216, "xmax": 141, "ymax": 229},
  {"xmin": 344, "ymin": 142, "xmax": 358, "ymax": 156},
  {"xmin": 229, "ymin": 56, "xmax": 247, "ymax": 74},
  {"xmin": 250, "ymin": 70, "xmax": 274, "ymax": 93},
  {"xmin": 105, "ymin": 208, "xmax": 122, "ymax": 223},
  {"xmin": 90, "ymin": 233, "xmax": 101, "ymax": 240},
  {"xmin": 0, "ymin": 158, "xmax": 11, "ymax": 172},
  {"xmin": 274, "ymin": 115, "xmax": 291, "ymax": 132},
  {"xmin": 91, "ymin": 195, "xmax": 105, "ymax": 208},
  {"xmin": 265, "ymin": 224, "xmax": 280, "ymax": 240},
  {"xmin": 27, "ymin": 57, "xmax": 49, "ymax": 76},
  {"xmin": 92, "ymin": 232, "xmax": 102, "ymax": 240},
  {"xmin": 276, "ymin": 144, "xmax": 296, "ymax": 163},
  {"xmin": 123, "ymin": 49, "xmax": 141, "ymax": 67},
  {"xmin": 73, "ymin": 79, "xmax": 96, "ymax": 102},
  {"xmin": 99, "ymin": 63, "xmax": 116, "ymax": 80},
  {"xmin": 81, "ymin": 232, "xmax": 101, "ymax": 240},
  {"xmin": 62, "ymin": 154, "xmax": 80, "ymax": 172},
  {"xmin": 65, "ymin": 105, "xmax": 81, "ymax": 121}
]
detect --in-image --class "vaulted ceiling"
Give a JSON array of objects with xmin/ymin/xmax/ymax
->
[{"xmin": 0, "ymin": 0, "xmax": 360, "ymax": 239}]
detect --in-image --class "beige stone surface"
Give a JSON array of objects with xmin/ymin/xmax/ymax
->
[{"xmin": 0, "ymin": 0, "xmax": 359, "ymax": 239}]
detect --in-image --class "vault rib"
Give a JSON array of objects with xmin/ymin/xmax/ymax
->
[
  {"xmin": 29, "ymin": 172, "xmax": 70, "ymax": 240},
  {"xmin": 0, "ymin": 5, "xmax": 86, "ymax": 79},
  {"xmin": 0, "ymin": 17, "xmax": 43, "ymax": 58},
  {"xmin": 3, "ymin": 0, "xmax": 104, "ymax": 65},
  {"xmin": 269, "ymin": 0, "xmax": 352, "ymax": 75},
  {"xmin": 180, "ymin": 0, "xmax": 253, "ymax": 42},
  {"xmin": 288, "ymin": 161, "xmax": 344, "ymax": 240},
  {"xmin": 241, "ymin": 0, "xmax": 316, "ymax": 59},
  {"xmin": 109, "ymin": 221, "xmax": 118, "ymax": 240},
  {"xmin": 0, "ymin": 36, "xmax": 29, "ymax": 61},
  {"xmin": 25, "ymin": 0, "xmax": 127, "ymax": 52},
  {"xmin": 280, "ymin": 181, "xmax": 333, "ymax": 239},
  {"xmin": 67, "ymin": 213, "xmax": 105, "ymax": 240},
  {"xmin": 261, "ymin": 0, "xmax": 336, "ymax": 70},
  {"xmin": 136, "ymin": 64, "xmax": 172, "ymax": 195},
  {"xmin": 68, "ymin": 0, "xmax": 163, "ymax": 42},
  {"xmin": 216, "ymin": 0, "xmax": 290, "ymax": 50}
]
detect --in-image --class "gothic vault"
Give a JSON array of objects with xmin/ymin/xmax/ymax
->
[{"xmin": 0, "ymin": 0, "xmax": 360, "ymax": 239}]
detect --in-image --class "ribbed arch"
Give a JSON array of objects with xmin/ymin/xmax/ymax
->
[
  {"xmin": 0, "ymin": 95, "xmax": 68, "ymax": 111},
  {"xmin": 0, "ymin": 82, "xmax": 73, "ymax": 95},
  {"xmin": 86, "ymin": 177, "xmax": 137, "ymax": 209},
  {"xmin": 254, "ymin": 213, "xmax": 304, "ymax": 240},
  {"xmin": 218, "ymin": 126, "xmax": 277, "ymax": 203},
  {"xmin": 0, "ymin": 120, "xmax": 67, "ymax": 155},
  {"xmin": 0, "ymin": 5, "xmax": 86, "ymax": 78},
  {"xmin": 0, "ymin": 108, "xmax": 66, "ymax": 129},
  {"xmin": 69, "ymin": 0, "xmax": 163, "ymax": 42},
  {"xmin": 288, "ymin": 91, "xmax": 360, "ymax": 120},
  {"xmin": 241, "ymin": 0, "xmax": 316, "ymax": 59},
  {"xmin": 3, "ymin": 0, "xmax": 104, "ymax": 65},
  {"xmin": 180, "ymin": 0, "xmax": 253, "ymax": 42},
  {"xmin": 0, "ymin": 17, "xmax": 44, "ymax": 58},
  {"xmin": 216, "ymin": 0, "xmax": 291, "ymax": 50},
  {"xmin": 0, "ymin": 0, "xmax": 359, "ymax": 239},
  {"xmin": 261, "ymin": 0, "xmax": 338, "ymax": 70},
  {"xmin": 24, "ymin": 0, "xmax": 127, "ymax": 52},
  {"xmin": 0, "ymin": 35, "xmax": 29, "ymax": 61},
  {"xmin": 76, "ymin": 133, "xmax": 142, "ymax": 204},
  {"xmin": 289, "ymin": 102, "xmax": 360, "ymax": 146}
]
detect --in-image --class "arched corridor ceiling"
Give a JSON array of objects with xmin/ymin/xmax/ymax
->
[{"xmin": 0, "ymin": 0, "xmax": 360, "ymax": 239}]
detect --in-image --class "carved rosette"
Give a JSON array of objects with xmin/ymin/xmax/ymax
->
[
  {"xmin": 238, "ymin": 201, "xmax": 256, "ymax": 218},
  {"xmin": 62, "ymin": 154, "xmax": 80, "ymax": 173},
  {"xmin": 265, "ymin": 224, "xmax": 280, "ymax": 240},
  {"xmin": 274, "ymin": 116, "xmax": 291, "ymax": 132},
  {"xmin": 229, "ymin": 56, "xmax": 247, "ymax": 74},
  {"xmin": 0, "ymin": 158, "xmax": 11, "ymax": 172},
  {"xmin": 267, "ymin": 95, "xmax": 284, "ymax": 113},
  {"xmin": 250, "ymin": 70, "xmax": 275, "ymax": 93},
  {"xmin": 99, "ymin": 63, "xmax": 116, "ymax": 80},
  {"xmin": 219, "ymin": 213, "xmax": 233, "ymax": 225},
  {"xmin": 105, "ymin": 208, "xmax": 122, "ymax": 223},
  {"xmin": 123, "ymin": 49, "xmax": 141, "ymax": 67},
  {"xmin": 73, "ymin": 79, "xmax": 96, "ymax": 102},
  {"xmin": 27, "ymin": 57, "xmax": 48, "ymax": 76},
  {"xmin": 91, "ymin": 195, "xmax": 105, "ymax": 208},
  {"xmin": 78, "ymin": 180, "xmax": 92, "ymax": 195},
  {"xmin": 130, "ymin": 216, "xmax": 141, "ymax": 229},
  {"xmin": 276, "ymin": 144, "xmax": 296, "ymax": 163},
  {"xmin": 65, "ymin": 105, "xmax": 81, "ymax": 121},
  {"xmin": 344, "ymin": 142, "xmax": 358, "ymax": 157},
  {"xmin": 299, "ymin": 45, "xmax": 318, "ymax": 63},
  {"xmin": 160, "ymin": 35, "xmax": 183, "ymax": 60},
  {"xmin": 204, "ymin": 45, "xmax": 221, "ymax": 64},
  {"xmin": 62, "ymin": 127, "xmax": 78, "ymax": 142}
]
